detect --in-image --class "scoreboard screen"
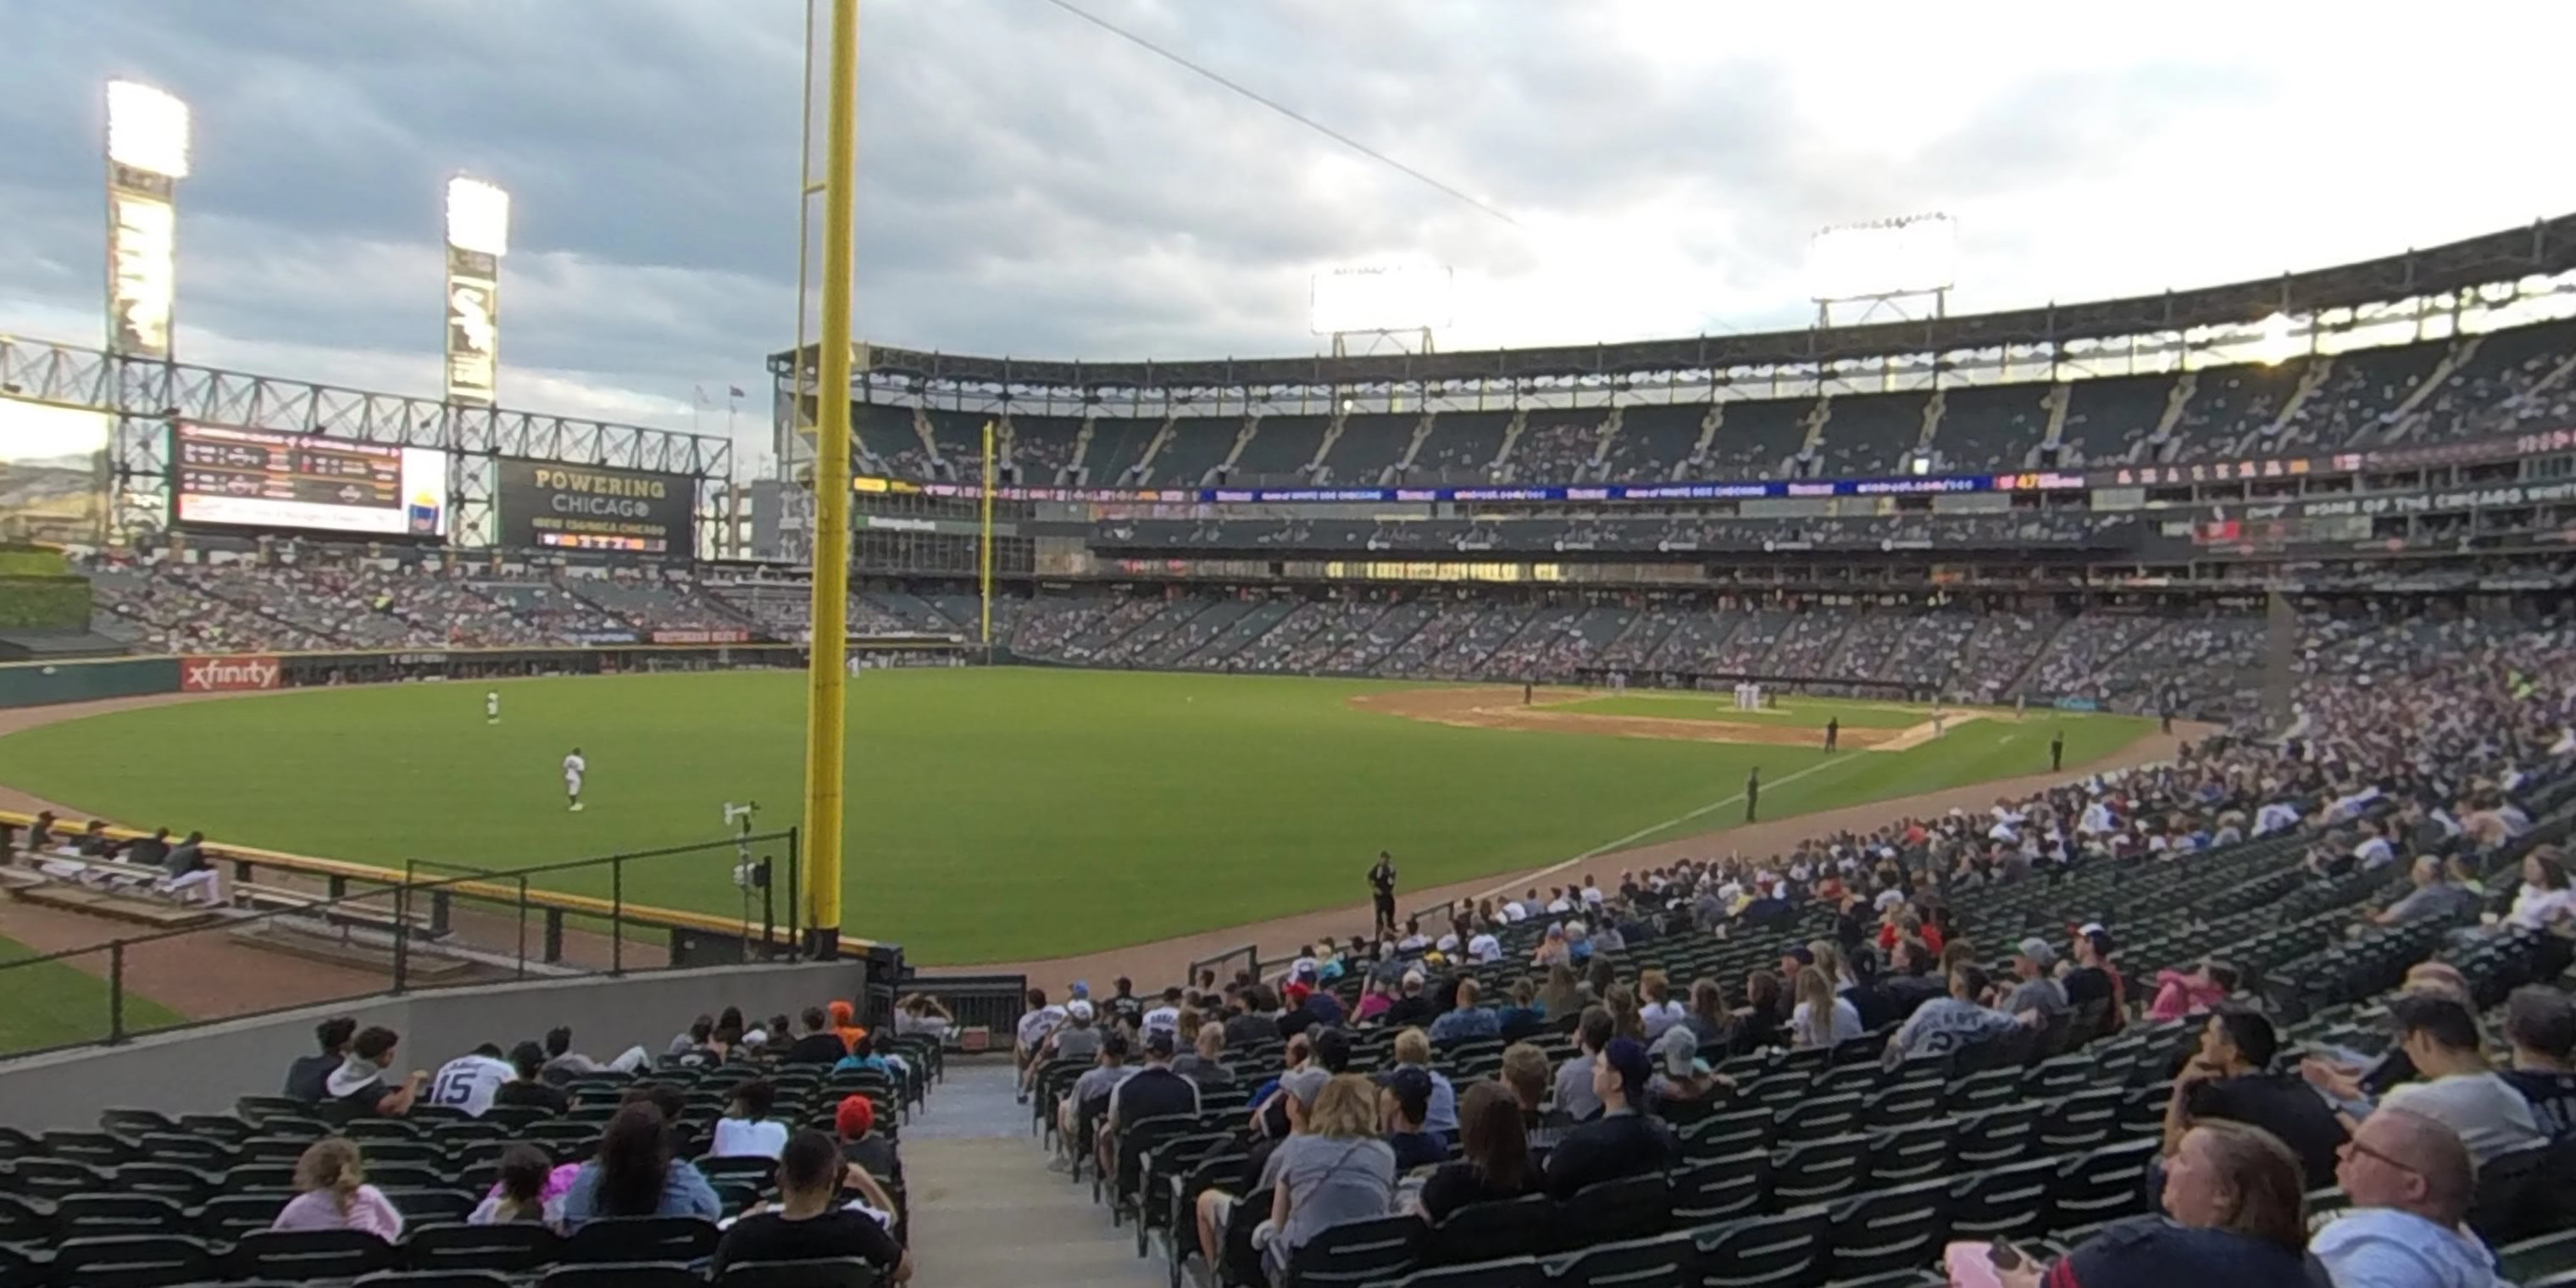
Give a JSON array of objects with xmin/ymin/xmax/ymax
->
[{"xmin": 171, "ymin": 424, "xmax": 447, "ymax": 537}]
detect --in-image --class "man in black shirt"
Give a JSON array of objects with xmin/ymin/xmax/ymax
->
[
  {"xmin": 710, "ymin": 1130, "xmax": 910, "ymax": 1282},
  {"xmin": 1745, "ymin": 767, "xmax": 1760, "ymax": 822},
  {"xmin": 492, "ymin": 1041, "xmax": 570, "ymax": 1114},
  {"xmin": 784, "ymin": 1007, "xmax": 853, "ymax": 1065},
  {"xmin": 284, "ymin": 1016, "xmax": 356, "ymax": 1102},
  {"xmin": 1544, "ymin": 1037, "xmax": 1678, "ymax": 1199},
  {"xmin": 2165, "ymin": 1008, "xmax": 2347, "ymax": 1188},
  {"xmin": 2061, "ymin": 928, "xmax": 2118, "ymax": 1013},
  {"xmin": 1380, "ymin": 1066, "xmax": 1448, "ymax": 1170},
  {"xmin": 2501, "ymin": 985, "xmax": 2576, "ymax": 1139},
  {"xmin": 1369, "ymin": 852, "xmax": 1398, "ymax": 938},
  {"xmin": 2050, "ymin": 730, "xmax": 2065, "ymax": 771},
  {"xmin": 1224, "ymin": 986, "xmax": 1282, "ymax": 1048},
  {"xmin": 1108, "ymin": 977, "xmax": 1146, "ymax": 1033},
  {"xmin": 327, "ymin": 1025, "xmax": 427, "ymax": 1119},
  {"xmin": 1109, "ymin": 1030, "xmax": 1202, "ymax": 1140},
  {"xmin": 836, "ymin": 1094, "xmax": 902, "ymax": 1192},
  {"xmin": 125, "ymin": 827, "xmax": 171, "ymax": 870},
  {"xmin": 1880, "ymin": 941, "xmax": 1947, "ymax": 1021}
]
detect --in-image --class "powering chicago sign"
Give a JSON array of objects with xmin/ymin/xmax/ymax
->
[{"xmin": 495, "ymin": 458, "xmax": 695, "ymax": 558}]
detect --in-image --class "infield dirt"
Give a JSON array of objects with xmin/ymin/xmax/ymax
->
[{"xmin": 1348, "ymin": 685, "xmax": 1937, "ymax": 749}]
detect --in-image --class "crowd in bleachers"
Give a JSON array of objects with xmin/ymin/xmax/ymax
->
[
  {"xmin": 75, "ymin": 555, "xmax": 769, "ymax": 653},
  {"xmin": 1020, "ymin": 617, "xmax": 2576, "ymax": 1288},
  {"xmin": 0, "ymin": 990, "xmax": 946, "ymax": 1285},
  {"xmin": 847, "ymin": 318, "xmax": 2576, "ymax": 487},
  {"xmin": 997, "ymin": 590, "xmax": 2293, "ymax": 713}
]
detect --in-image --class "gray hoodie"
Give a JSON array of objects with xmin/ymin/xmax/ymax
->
[{"xmin": 2307, "ymin": 1208, "xmax": 2507, "ymax": 1288}]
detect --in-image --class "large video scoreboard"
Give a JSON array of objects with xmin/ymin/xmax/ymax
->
[
  {"xmin": 495, "ymin": 458, "xmax": 694, "ymax": 558},
  {"xmin": 170, "ymin": 424, "xmax": 446, "ymax": 537}
]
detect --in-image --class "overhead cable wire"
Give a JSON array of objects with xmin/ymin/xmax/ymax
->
[{"xmin": 1035, "ymin": 0, "xmax": 1520, "ymax": 228}]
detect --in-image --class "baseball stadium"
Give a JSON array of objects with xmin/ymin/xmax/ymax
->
[{"xmin": 2, "ymin": 8, "xmax": 2575, "ymax": 1288}]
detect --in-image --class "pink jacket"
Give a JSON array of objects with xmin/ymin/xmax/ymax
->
[
  {"xmin": 2148, "ymin": 970, "xmax": 2225, "ymax": 1022},
  {"xmin": 271, "ymin": 1185, "xmax": 404, "ymax": 1240}
]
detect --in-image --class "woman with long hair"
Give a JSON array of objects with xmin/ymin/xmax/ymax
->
[
  {"xmin": 271, "ymin": 1137, "xmax": 403, "ymax": 1239},
  {"xmin": 1808, "ymin": 940, "xmax": 1850, "ymax": 990},
  {"xmin": 1736, "ymin": 970, "xmax": 1786, "ymax": 1051},
  {"xmin": 1789, "ymin": 965, "xmax": 1862, "ymax": 1050},
  {"xmin": 1683, "ymin": 978, "xmax": 1734, "ymax": 1046},
  {"xmin": 1605, "ymin": 984, "xmax": 1646, "ymax": 1043},
  {"xmin": 560, "ymin": 1102, "xmax": 721, "ymax": 1230},
  {"xmin": 1992, "ymin": 1120, "xmax": 2319, "ymax": 1286},
  {"xmin": 1582, "ymin": 954, "xmax": 1617, "ymax": 1002},
  {"xmin": 1414, "ymin": 1080, "xmax": 1539, "ymax": 1223},
  {"xmin": 1536, "ymin": 961, "xmax": 1582, "ymax": 1020},
  {"xmin": 1263, "ymin": 1074, "xmax": 1397, "ymax": 1280}
]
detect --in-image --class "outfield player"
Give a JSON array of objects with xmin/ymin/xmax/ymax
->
[
  {"xmin": 486, "ymin": 690, "xmax": 500, "ymax": 724},
  {"xmin": 564, "ymin": 747, "xmax": 587, "ymax": 812}
]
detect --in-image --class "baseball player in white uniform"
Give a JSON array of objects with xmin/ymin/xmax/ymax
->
[
  {"xmin": 564, "ymin": 747, "xmax": 587, "ymax": 812},
  {"xmin": 486, "ymin": 690, "xmax": 500, "ymax": 724}
]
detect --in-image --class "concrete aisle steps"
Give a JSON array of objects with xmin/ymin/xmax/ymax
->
[{"xmin": 904, "ymin": 1058, "xmax": 1169, "ymax": 1288}]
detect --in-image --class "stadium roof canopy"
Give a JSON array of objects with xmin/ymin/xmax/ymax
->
[{"xmin": 773, "ymin": 213, "xmax": 2576, "ymax": 393}]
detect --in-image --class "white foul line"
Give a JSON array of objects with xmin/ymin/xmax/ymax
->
[{"xmin": 1472, "ymin": 755, "xmax": 1854, "ymax": 902}]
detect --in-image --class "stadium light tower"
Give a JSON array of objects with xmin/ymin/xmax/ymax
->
[
  {"xmin": 443, "ymin": 175, "xmax": 510, "ymax": 406},
  {"xmin": 1809, "ymin": 213, "xmax": 1957, "ymax": 329},
  {"xmin": 104, "ymin": 80, "xmax": 189, "ymax": 360},
  {"xmin": 1311, "ymin": 264, "xmax": 1449, "ymax": 358},
  {"xmin": 104, "ymin": 79, "xmax": 189, "ymax": 541}
]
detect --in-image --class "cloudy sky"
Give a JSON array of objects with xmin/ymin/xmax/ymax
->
[{"xmin": 6, "ymin": 0, "xmax": 2574, "ymax": 469}]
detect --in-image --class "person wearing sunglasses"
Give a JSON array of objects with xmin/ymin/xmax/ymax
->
[{"xmin": 2308, "ymin": 1107, "xmax": 2509, "ymax": 1287}]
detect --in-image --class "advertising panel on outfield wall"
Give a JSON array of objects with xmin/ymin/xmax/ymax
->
[
  {"xmin": 170, "ymin": 424, "xmax": 447, "ymax": 538},
  {"xmin": 495, "ymin": 458, "xmax": 695, "ymax": 558},
  {"xmin": 180, "ymin": 654, "xmax": 280, "ymax": 692}
]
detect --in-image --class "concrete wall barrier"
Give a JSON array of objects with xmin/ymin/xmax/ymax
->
[
  {"xmin": 0, "ymin": 656, "xmax": 178, "ymax": 708},
  {"xmin": 0, "ymin": 958, "xmax": 868, "ymax": 1131}
]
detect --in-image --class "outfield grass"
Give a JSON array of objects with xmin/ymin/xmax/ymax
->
[
  {"xmin": 0, "ymin": 932, "xmax": 186, "ymax": 1052},
  {"xmin": 1552, "ymin": 693, "xmax": 1940, "ymax": 729},
  {"xmin": 0, "ymin": 669, "xmax": 2151, "ymax": 964}
]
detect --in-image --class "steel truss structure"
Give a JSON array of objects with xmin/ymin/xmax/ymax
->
[
  {"xmin": 770, "ymin": 214, "xmax": 2576, "ymax": 481},
  {"xmin": 0, "ymin": 335, "xmax": 734, "ymax": 557}
]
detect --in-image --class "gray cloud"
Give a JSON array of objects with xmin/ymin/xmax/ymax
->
[{"xmin": 1, "ymin": 0, "xmax": 2567, "ymax": 457}]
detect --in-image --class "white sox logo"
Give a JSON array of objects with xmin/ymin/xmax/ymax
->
[{"xmin": 180, "ymin": 655, "xmax": 280, "ymax": 692}]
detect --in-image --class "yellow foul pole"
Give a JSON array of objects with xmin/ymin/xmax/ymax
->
[
  {"xmin": 980, "ymin": 419, "xmax": 995, "ymax": 652},
  {"xmin": 800, "ymin": 0, "xmax": 859, "ymax": 957}
]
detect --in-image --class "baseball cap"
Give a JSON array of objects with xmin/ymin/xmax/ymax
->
[
  {"xmin": 1280, "ymin": 1067, "xmax": 1331, "ymax": 1107},
  {"xmin": 1781, "ymin": 944, "xmax": 1816, "ymax": 967},
  {"xmin": 834, "ymin": 1093, "xmax": 876, "ymax": 1139},
  {"xmin": 2014, "ymin": 937, "xmax": 2057, "ymax": 968},
  {"xmin": 1066, "ymin": 999, "xmax": 1095, "ymax": 1023},
  {"xmin": 1601, "ymin": 1037, "xmax": 1652, "ymax": 1098},
  {"xmin": 1143, "ymin": 1028, "xmax": 1176, "ymax": 1058},
  {"xmin": 1069, "ymin": 980, "xmax": 1091, "ymax": 998},
  {"xmin": 1380, "ymin": 1064, "xmax": 1433, "ymax": 1112},
  {"xmin": 1652, "ymin": 1025, "xmax": 1702, "ymax": 1080}
]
